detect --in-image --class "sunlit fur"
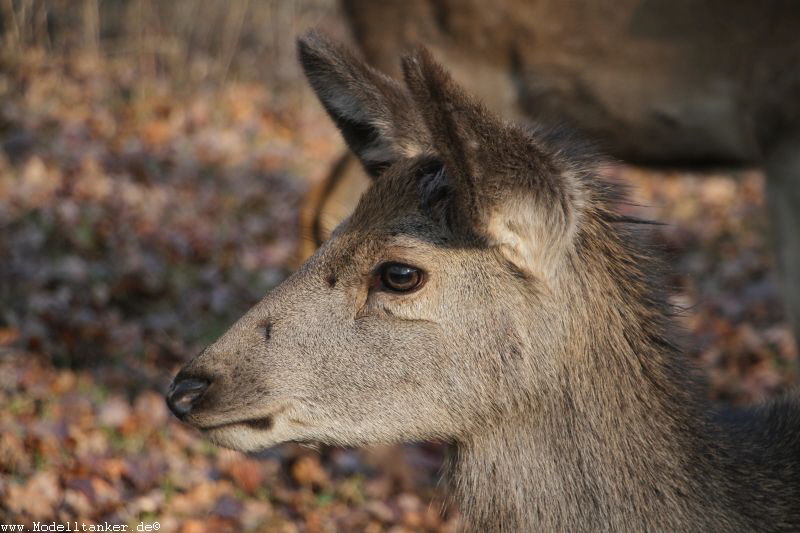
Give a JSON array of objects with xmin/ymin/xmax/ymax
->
[{"xmin": 171, "ymin": 33, "xmax": 800, "ymax": 532}]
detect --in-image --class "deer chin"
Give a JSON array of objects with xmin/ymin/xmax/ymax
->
[
  {"xmin": 189, "ymin": 403, "xmax": 306, "ymax": 452},
  {"xmin": 201, "ymin": 415, "xmax": 300, "ymax": 452}
]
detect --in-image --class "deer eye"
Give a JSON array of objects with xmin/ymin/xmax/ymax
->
[{"xmin": 378, "ymin": 262, "xmax": 425, "ymax": 293}]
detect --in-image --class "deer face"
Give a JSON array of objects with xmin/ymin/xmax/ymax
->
[{"xmin": 167, "ymin": 33, "xmax": 596, "ymax": 452}]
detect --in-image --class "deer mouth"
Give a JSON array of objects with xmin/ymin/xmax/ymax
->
[
  {"xmin": 242, "ymin": 416, "xmax": 274, "ymax": 431},
  {"xmin": 196, "ymin": 404, "xmax": 291, "ymax": 432},
  {"xmin": 198, "ymin": 415, "xmax": 273, "ymax": 431}
]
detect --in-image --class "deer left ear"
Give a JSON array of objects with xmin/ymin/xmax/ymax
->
[
  {"xmin": 298, "ymin": 31, "xmax": 430, "ymax": 178},
  {"xmin": 401, "ymin": 47, "xmax": 585, "ymax": 278}
]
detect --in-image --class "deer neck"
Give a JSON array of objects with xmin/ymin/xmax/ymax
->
[{"xmin": 448, "ymin": 307, "xmax": 732, "ymax": 532}]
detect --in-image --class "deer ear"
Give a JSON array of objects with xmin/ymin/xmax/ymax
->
[
  {"xmin": 298, "ymin": 32, "xmax": 430, "ymax": 177},
  {"xmin": 402, "ymin": 48, "xmax": 583, "ymax": 278}
]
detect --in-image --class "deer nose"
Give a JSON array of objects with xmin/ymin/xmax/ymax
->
[{"xmin": 166, "ymin": 377, "xmax": 210, "ymax": 418}]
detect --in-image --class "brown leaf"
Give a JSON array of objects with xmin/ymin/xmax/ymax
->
[
  {"xmin": 0, "ymin": 327, "xmax": 20, "ymax": 346},
  {"xmin": 5, "ymin": 471, "xmax": 62, "ymax": 520},
  {"xmin": 99, "ymin": 396, "xmax": 132, "ymax": 428},
  {"xmin": 291, "ymin": 455, "xmax": 329, "ymax": 489},
  {"xmin": 225, "ymin": 457, "xmax": 265, "ymax": 494}
]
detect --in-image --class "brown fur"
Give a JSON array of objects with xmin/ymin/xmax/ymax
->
[{"xmin": 169, "ymin": 33, "xmax": 800, "ymax": 532}]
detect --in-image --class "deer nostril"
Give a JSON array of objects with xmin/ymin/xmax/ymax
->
[{"xmin": 166, "ymin": 378, "xmax": 210, "ymax": 419}]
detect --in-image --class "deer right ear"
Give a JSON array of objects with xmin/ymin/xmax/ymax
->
[
  {"xmin": 297, "ymin": 32, "xmax": 430, "ymax": 177},
  {"xmin": 402, "ymin": 47, "xmax": 586, "ymax": 279}
]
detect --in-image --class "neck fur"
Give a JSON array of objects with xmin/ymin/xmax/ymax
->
[
  {"xmin": 447, "ymin": 224, "xmax": 739, "ymax": 532},
  {"xmin": 447, "ymin": 336, "xmax": 736, "ymax": 532}
]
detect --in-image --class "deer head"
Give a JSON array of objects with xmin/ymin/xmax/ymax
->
[{"xmin": 167, "ymin": 31, "xmax": 622, "ymax": 453}]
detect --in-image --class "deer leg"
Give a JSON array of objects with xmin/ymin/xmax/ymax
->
[{"xmin": 764, "ymin": 137, "xmax": 800, "ymax": 345}]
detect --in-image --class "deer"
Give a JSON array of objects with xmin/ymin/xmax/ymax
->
[{"xmin": 167, "ymin": 33, "xmax": 800, "ymax": 532}]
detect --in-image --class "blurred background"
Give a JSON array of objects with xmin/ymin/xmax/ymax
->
[{"xmin": 0, "ymin": 1, "xmax": 797, "ymax": 531}]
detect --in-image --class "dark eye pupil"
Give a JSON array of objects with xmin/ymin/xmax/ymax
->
[
  {"xmin": 381, "ymin": 263, "xmax": 421, "ymax": 291},
  {"xmin": 388, "ymin": 266, "xmax": 415, "ymax": 286}
]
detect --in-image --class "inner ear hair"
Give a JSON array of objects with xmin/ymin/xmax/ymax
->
[{"xmin": 415, "ymin": 157, "xmax": 451, "ymax": 224}]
